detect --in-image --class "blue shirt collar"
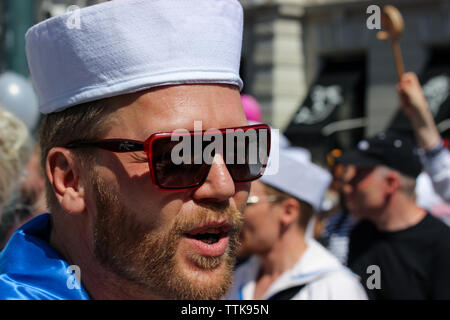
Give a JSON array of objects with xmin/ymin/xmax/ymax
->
[{"xmin": 0, "ymin": 213, "xmax": 90, "ymax": 299}]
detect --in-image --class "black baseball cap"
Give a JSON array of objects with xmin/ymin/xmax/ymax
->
[{"xmin": 337, "ymin": 131, "xmax": 423, "ymax": 178}]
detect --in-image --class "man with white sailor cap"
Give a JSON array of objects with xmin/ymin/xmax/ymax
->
[
  {"xmin": 225, "ymin": 147, "xmax": 367, "ymax": 300},
  {"xmin": 0, "ymin": 0, "xmax": 272, "ymax": 300}
]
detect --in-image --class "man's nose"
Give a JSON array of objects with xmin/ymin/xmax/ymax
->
[
  {"xmin": 192, "ymin": 154, "xmax": 235, "ymax": 202},
  {"xmin": 341, "ymin": 181, "xmax": 353, "ymax": 196}
]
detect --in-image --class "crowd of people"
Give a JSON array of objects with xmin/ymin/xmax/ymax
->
[{"xmin": 0, "ymin": 0, "xmax": 449, "ymax": 300}]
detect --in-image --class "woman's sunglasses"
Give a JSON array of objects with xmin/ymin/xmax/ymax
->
[{"xmin": 65, "ymin": 124, "xmax": 271, "ymax": 190}]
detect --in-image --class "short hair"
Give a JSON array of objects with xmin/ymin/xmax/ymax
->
[
  {"xmin": 376, "ymin": 166, "xmax": 416, "ymax": 199},
  {"xmin": 0, "ymin": 107, "xmax": 32, "ymax": 209},
  {"xmin": 262, "ymin": 184, "xmax": 314, "ymax": 229},
  {"xmin": 38, "ymin": 99, "xmax": 114, "ymax": 213}
]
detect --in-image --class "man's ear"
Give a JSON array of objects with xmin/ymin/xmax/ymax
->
[
  {"xmin": 46, "ymin": 147, "xmax": 86, "ymax": 215},
  {"xmin": 279, "ymin": 198, "xmax": 300, "ymax": 228},
  {"xmin": 385, "ymin": 171, "xmax": 400, "ymax": 195}
]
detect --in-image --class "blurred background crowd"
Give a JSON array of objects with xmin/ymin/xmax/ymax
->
[{"xmin": 1, "ymin": 0, "xmax": 450, "ymax": 299}]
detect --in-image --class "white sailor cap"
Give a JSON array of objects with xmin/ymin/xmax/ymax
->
[
  {"xmin": 25, "ymin": 0, "xmax": 244, "ymax": 114},
  {"xmin": 261, "ymin": 147, "xmax": 332, "ymax": 212}
]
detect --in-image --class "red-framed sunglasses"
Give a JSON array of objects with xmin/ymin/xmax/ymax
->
[{"xmin": 65, "ymin": 124, "xmax": 271, "ymax": 190}]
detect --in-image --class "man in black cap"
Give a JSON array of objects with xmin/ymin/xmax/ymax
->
[{"xmin": 339, "ymin": 131, "xmax": 450, "ymax": 299}]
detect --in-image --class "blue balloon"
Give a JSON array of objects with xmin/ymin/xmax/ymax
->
[{"xmin": 0, "ymin": 72, "xmax": 39, "ymax": 132}]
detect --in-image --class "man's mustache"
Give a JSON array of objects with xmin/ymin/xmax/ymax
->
[{"xmin": 171, "ymin": 205, "xmax": 243, "ymax": 236}]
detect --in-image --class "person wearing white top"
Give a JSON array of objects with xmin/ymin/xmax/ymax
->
[
  {"xmin": 224, "ymin": 147, "xmax": 367, "ymax": 300},
  {"xmin": 397, "ymin": 72, "xmax": 450, "ymax": 203},
  {"xmin": 228, "ymin": 237, "xmax": 367, "ymax": 300}
]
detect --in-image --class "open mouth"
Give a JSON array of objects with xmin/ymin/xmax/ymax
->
[
  {"xmin": 183, "ymin": 222, "xmax": 231, "ymax": 257},
  {"xmin": 185, "ymin": 227, "xmax": 227, "ymax": 244}
]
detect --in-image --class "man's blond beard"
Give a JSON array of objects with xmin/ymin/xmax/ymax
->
[{"xmin": 91, "ymin": 173, "xmax": 243, "ymax": 299}]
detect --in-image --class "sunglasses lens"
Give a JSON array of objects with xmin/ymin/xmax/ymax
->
[
  {"xmin": 151, "ymin": 138, "xmax": 210, "ymax": 188},
  {"xmin": 149, "ymin": 125, "xmax": 270, "ymax": 189},
  {"xmin": 225, "ymin": 127, "xmax": 270, "ymax": 182}
]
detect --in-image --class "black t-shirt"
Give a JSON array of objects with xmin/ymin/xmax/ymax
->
[{"xmin": 347, "ymin": 213, "xmax": 450, "ymax": 299}]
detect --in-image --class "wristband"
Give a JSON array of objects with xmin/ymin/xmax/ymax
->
[{"xmin": 424, "ymin": 140, "xmax": 444, "ymax": 158}]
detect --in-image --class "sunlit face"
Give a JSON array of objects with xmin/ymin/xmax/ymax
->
[
  {"xmin": 343, "ymin": 166, "xmax": 388, "ymax": 220},
  {"xmin": 238, "ymin": 180, "xmax": 281, "ymax": 257},
  {"xmin": 83, "ymin": 84, "xmax": 251, "ymax": 299}
]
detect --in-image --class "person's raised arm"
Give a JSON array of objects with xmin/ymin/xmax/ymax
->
[
  {"xmin": 397, "ymin": 72, "xmax": 450, "ymax": 203},
  {"xmin": 397, "ymin": 72, "xmax": 441, "ymax": 150}
]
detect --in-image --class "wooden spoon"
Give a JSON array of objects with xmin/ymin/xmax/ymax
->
[{"xmin": 377, "ymin": 5, "xmax": 405, "ymax": 80}]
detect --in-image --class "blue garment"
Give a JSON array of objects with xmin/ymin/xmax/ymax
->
[
  {"xmin": 0, "ymin": 213, "xmax": 90, "ymax": 300},
  {"xmin": 318, "ymin": 210, "xmax": 355, "ymax": 265}
]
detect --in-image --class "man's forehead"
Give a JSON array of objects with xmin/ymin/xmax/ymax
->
[
  {"xmin": 353, "ymin": 166, "xmax": 377, "ymax": 179},
  {"xmin": 104, "ymin": 84, "xmax": 246, "ymax": 139}
]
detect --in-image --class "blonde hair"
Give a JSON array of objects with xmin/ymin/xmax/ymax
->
[
  {"xmin": 263, "ymin": 184, "xmax": 314, "ymax": 229},
  {"xmin": 376, "ymin": 166, "xmax": 416, "ymax": 199},
  {"xmin": 38, "ymin": 98, "xmax": 113, "ymax": 213},
  {"xmin": 0, "ymin": 107, "xmax": 32, "ymax": 209}
]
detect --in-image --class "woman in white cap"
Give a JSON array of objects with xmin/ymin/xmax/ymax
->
[{"xmin": 225, "ymin": 147, "xmax": 367, "ymax": 300}]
